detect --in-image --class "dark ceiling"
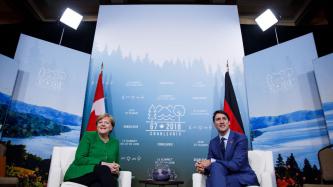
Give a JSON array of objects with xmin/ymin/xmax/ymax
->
[
  {"xmin": 0, "ymin": 0, "xmax": 331, "ymax": 25},
  {"xmin": 0, "ymin": 0, "xmax": 332, "ymax": 58}
]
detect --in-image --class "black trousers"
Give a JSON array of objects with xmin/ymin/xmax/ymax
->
[{"xmin": 68, "ymin": 165, "xmax": 118, "ymax": 187}]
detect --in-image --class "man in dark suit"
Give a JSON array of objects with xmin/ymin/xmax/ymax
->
[{"xmin": 195, "ymin": 110, "xmax": 259, "ymax": 187}]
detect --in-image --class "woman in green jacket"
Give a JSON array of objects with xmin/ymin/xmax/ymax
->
[{"xmin": 64, "ymin": 113, "xmax": 120, "ymax": 187}]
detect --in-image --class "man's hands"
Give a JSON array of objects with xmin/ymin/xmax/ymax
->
[
  {"xmin": 195, "ymin": 159, "xmax": 211, "ymax": 174},
  {"xmin": 101, "ymin": 162, "xmax": 120, "ymax": 174}
]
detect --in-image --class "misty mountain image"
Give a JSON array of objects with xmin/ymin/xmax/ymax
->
[{"xmin": 250, "ymin": 109, "xmax": 324, "ymax": 131}]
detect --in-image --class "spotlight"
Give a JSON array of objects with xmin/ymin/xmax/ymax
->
[
  {"xmin": 58, "ymin": 8, "xmax": 83, "ymax": 45},
  {"xmin": 255, "ymin": 9, "xmax": 278, "ymax": 32},
  {"xmin": 60, "ymin": 8, "xmax": 83, "ymax": 30}
]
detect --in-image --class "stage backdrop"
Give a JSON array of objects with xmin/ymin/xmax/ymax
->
[
  {"xmin": 85, "ymin": 5, "xmax": 247, "ymax": 186},
  {"xmin": 244, "ymin": 33, "xmax": 330, "ymax": 185},
  {"xmin": 1, "ymin": 34, "xmax": 90, "ymax": 185},
  {"xmin": 0, "ymin": 54, "xmax": 18, "ymax": 139},
  {"xmin": 314, "ymin": 53, "xmax": 333, "ymax": 144}
]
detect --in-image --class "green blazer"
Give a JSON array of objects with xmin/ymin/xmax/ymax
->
[{"xmin": 64, "ymin": 131, "xmax": 119, "ymax": 181}]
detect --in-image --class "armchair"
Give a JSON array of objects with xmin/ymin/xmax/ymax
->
[
  {"xmin": 304, "ymin": 144, "xmax": 333, "ymax": 187},
  {"xmin": 193, "ymin": 150, "xmax": 277, "ymax": 187},
  {"xmin": 47, "ymin": 146, "xmax": 132, "ymax": 187}
]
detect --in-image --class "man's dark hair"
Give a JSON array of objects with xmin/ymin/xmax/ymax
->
[{"xmin": 212, "ymin": 110, "xmax": 230, "ymax": 122}]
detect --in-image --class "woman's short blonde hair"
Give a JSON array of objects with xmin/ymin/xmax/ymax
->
[{"xmin": 95, "ymin": 113, "xmax": 115, "ymax": 127}]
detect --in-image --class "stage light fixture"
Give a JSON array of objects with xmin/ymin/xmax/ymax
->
[
  {"xmin": 60, "ymin": 8, "xmax": 83, "ymax": 30},
  {"xmin": 58, "ymin": 8, "xmax": 82, "ymax": 45},
  {"xmin": 255, "ymin": 9, "xmax": 278, "ymax": 32}
]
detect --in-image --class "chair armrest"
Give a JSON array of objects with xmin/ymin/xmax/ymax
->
[
  {"xmin": 192, "ymin": 173, "xmax": 206, "ymax": 187},
  {"xmin": 47, "ymin": 167, "xmax": 62, "ymax": 187},
  {"xmin": 260, "ymin": 171, "xmax": 275, "ymax": 187},
  {"xmin": 118, "ymin": 171, "xmax": 132, "ymax": 187}
]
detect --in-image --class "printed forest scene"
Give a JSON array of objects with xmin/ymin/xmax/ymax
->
[{"xmin": 274, "ymin": 153, "xmax": 321, "ymax": 187}]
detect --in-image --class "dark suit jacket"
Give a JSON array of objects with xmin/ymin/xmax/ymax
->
[{"xmin": 206, "ymin": 130, "xmax": 259, "ymax": 186}]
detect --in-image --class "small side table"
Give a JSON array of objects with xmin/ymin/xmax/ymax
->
[
  {"xmin": 139, "ymin": 180, "xmax": 184, "ymax": 187},
  {"xmin": 0, "ymin": 177, "xmax": 18, "ymax": 187}
]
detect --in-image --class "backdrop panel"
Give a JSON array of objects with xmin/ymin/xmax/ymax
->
[
  {"xmin": 86, "ymin": 5, "xmax": 246, "ymax": 186},
  {"xmin": 0, "ymin": 54, "xmax": 18, "ymax": 139},
  {"xmin": 1, "ymin": 34, "xmax": 90, "ymax": 185},
  {"xmin": 244, "ymin": 33, "xmax": 330, "ymax": 185},
  {"xmin": 314, "ymin": 53, "xmax": 333, "ymax": 144}
]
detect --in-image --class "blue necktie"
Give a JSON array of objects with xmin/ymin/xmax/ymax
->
[{"xmin": 220, "ymin": 137, "xmax": 226, "ymax": 157}]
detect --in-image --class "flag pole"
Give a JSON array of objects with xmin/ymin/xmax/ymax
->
[{"xmin": 226, "ymin": 60, "xmax": 229, "ymax": 72}]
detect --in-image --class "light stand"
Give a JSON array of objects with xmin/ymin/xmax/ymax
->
[
  {"xmin": 59, "ymin": 27, "xmax": 65, "ymax": 45},
  {"xmin": 255, "ymin": 9, "xmax": 279, "ymax": 45},
  {"xmin": 59, "ymin": 8, "xmax": 82, "ymax": 45},
  {"xmin": 274, "ymin": 26, "xmax": 279, "ymax": 45}
]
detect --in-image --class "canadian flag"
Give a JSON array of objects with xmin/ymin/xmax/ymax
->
[{"xmin": 86, "ymin": 67, "xmax": 106, "ymax": 131}]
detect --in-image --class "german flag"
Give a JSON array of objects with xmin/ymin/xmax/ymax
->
[{"xmin": 223, "ymin": 71, "xmax": 244, "ymax": 134}]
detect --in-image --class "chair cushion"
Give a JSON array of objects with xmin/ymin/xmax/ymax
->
[
  {"xmin": 119, "ymin": 171, "xmax": 132, "ymax": 187},
  {"xmin": 60, "ymin": 147, "xmax": 77, "ymax": 175},
  {"xmin": 61, "ymin": 181, "xmax": 87, "ymax": 187},
  {"xmin": 248, "ymin": 151, "xmax": 266, "ymax": 184}
]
